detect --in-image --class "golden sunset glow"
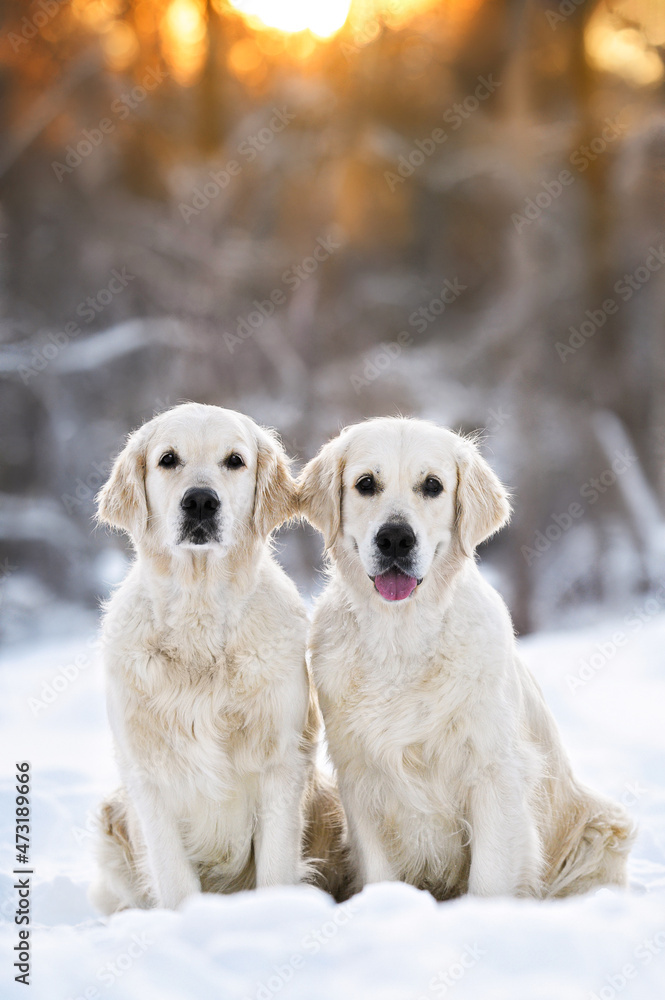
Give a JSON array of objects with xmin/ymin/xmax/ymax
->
[
  {"xmin": 58, "ymin": 0, "xmax": 665, "ymax": 92},
  {"xmin": 160, "ymin": 0, "xmax": 208, "ymax": 84},
  {"xmin": 604, "ymin": 0, "xmax": 665, "ymax": 47},
  {"xmin": 72, "ymin": 0, "xmax": 118, "ymax": 30},
  {"xmin": 585, "ymin": 6, "xmax": 664, "ymax": 87},
  {"xmin": 101, "ymin": 19, "xmax": 140, "ymax": 72},
  {"xmin": 228, "ymin": 0, "xmax": 352, "ymax": 38}
]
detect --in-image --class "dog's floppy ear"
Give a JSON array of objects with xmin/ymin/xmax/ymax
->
[
  {"xmin": 252, "ymin": 426, "xmax": 298, "ymax": 538},
  {"xmin": 298, "ymin": 436, "xmax": 345, "ymax": 549},
  {"xmin": 455, "ymin": 439, "xmax": 511, "ymax": 556},
  {"xmin": 97, "ymin": 426, "xmax": 148, "ymax": 541}
]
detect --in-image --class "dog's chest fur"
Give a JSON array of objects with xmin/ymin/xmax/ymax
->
[
  {"xmin": 309, "ymin": 577, "xmax": 510, "ymax": 890},
  {"xmin": 127, "ymin": 637, "xmax": 277, "ymax": 791},
  {"xmin": 105, "ymin": 570, "xmax": 308, "ymax": 816},
  {"xmin": 317, "ymin": 627, "xmax": 484, "ymax": 787}
]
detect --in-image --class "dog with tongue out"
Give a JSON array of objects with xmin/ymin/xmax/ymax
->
[
  {"xmin": 371, "ymin": 523, "xmax": 421, "ymax": 601},
  {"xmin": 298, "ymin": 417, "xmax": 634, "ymax": 902}
]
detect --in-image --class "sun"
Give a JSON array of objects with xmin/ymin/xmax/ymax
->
[{"xmin": 228, "ymin": 0, "xmax": 352, "ymax": 38}]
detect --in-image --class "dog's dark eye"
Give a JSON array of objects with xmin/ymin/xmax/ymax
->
[
  {"xmin": 423, "ymin": 476, "xmax": 443, "ymax": 497},
  {"xmin": 225, "ymin": 453, "xmax": 245, "ymax": 470},
  {"xmin": 159, "ymin": 451, "xmax": 178, "ymax": 469},
  {"xmin": 355, "ymin": 474, "xmax": 376, "ymax": 496}
]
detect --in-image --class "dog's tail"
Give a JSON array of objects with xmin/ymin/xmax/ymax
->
[
  {"xmin": 303, "ymin": 771, "xmax": 356, "ymax": 902},
  {"xmin": 545, "ymin": 789, "xmax": 636, "ymax": 898}
]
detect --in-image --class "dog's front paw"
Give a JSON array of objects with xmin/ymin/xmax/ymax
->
[{"xmin": 155, "ymin": 870, "xmax": 201, "ymax": 909}]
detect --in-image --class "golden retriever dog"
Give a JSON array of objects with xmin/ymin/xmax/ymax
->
[
  {"xmin": 299, "ymin": 416, "xmax": 634, "ymax": 900},
  {"xmin": 91, "ymin": 403, "xmax": 347, "ymax": 913}
]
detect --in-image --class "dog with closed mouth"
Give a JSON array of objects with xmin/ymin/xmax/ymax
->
[
  {"xmin": 91, "ymin": 403, "xmax": 348, "ymax": 913},
  {"xmin": 299, "ymin": 416, "xmax": 634, "ymax": 899}
]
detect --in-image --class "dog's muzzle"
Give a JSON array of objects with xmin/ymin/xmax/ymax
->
[
  {"xmin": 178, "ymin": 487, "xmax": 220, "ymax": 545},
  {"xmin": 370, "ymin": 521, "xmax": 422, "ymax": 601}
]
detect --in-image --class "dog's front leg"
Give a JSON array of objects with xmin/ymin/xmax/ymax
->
[
  {"xmin": 343, "ymin": 787, "xmax": 396, "ymax": 887},
  {"xmin": 467, "ymin": 760, "xmax": 543, "ymax": 898},
  {"xmin": 128, "ymin": 776, "xmax": 200, "ymax": 908},
  {"xmin": 255, "ymin": 761, "xmax": 304, "ymax": 887}
]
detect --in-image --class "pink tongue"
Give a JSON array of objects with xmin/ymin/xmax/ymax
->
[{"xmin": 374, "ymin": 569, "xmax": 418, "ymax": 601}]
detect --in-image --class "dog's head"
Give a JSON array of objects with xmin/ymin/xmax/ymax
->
[
  {"xmin": 97, "ymin": 403, "xmax": 296, "ymax": 556},
  {"xmin": 299, "ymin": 417, "xmax": 510, "ymax": 603}
]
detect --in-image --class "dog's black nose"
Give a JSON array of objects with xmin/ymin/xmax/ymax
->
[
  {"xmin": 180, "ymin": 488, "xmax": 220, "ymax": 521},
  {"xmin": 375, "ymin": 522, "xmax": 416, "ymax": 558}
]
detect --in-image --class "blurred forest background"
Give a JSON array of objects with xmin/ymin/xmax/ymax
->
[{"xmin": 1, "ymin": 0, "xmax": 665, "ymax": 643}]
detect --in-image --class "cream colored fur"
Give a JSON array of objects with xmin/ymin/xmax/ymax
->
[
  {"xmin": 299, "ymin": 417, "xmax": 635, "ymax": 900},
  {"xmin": 91, "ymin": 403, "xmax": 348, "ymax": 913}
]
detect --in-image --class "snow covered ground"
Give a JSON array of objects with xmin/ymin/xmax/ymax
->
[{"xmin": 1, "ymin": 609, "xmax": 664, "ymax": 1000}]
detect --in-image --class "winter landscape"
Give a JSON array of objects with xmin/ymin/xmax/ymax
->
[
  {"xmin": 2, "ymin": 0, "xmax": 665, "ymax": 996},
  {"xmin": 1, "ymin": 606, "xmax": 664, "ymax": 998}
]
